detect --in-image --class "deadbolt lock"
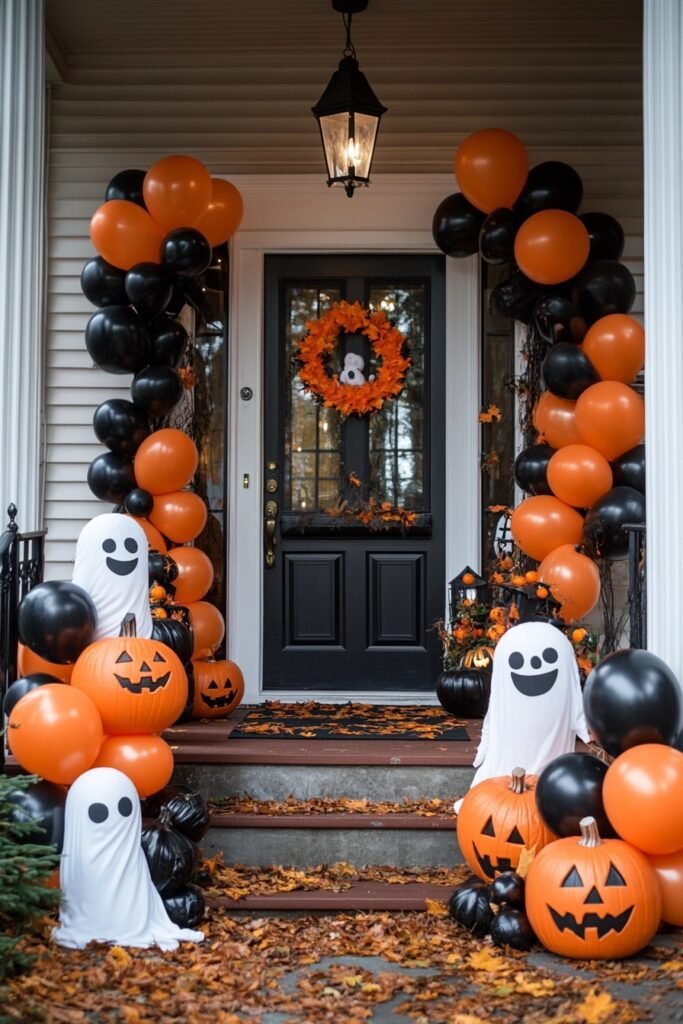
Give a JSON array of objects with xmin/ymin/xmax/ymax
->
[{"xmin": 266, "ymin": 478, "xmax": 278, "ymax": 493}]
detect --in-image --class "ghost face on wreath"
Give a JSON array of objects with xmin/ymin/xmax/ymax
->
[{"xmin": 339, "ymin": 352, "xmax": 375, "ymax": 386}]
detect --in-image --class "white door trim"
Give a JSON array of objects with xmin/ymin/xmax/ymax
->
[{"xmin": 225, "ymin": 175, "xmax": 481, "ymax": 703}]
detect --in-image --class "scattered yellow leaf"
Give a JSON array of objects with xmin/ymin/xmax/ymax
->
[
  {"xmin": 516, "ymin": 844, "xmax": 537, "ymax": 879},
  {"xmin": 467, "ymin": 948, "xmax": 509, "ymax": 974},
  {"xmin": 108, "ymin": 946, "xmax": 131, "ymax": 969},
  {"xmin": 575, "ymin": 990, "xmax": 618, "ymax": 1024},
  {"xmin": 425, "ymin": 898, "xmax": 450, "ymax": 917},
  {"xmin": 513, "ymin": 972, "xmax": 556, "ymax": 997}
]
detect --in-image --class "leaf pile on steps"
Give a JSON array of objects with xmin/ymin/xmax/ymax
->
[
  {"xmin": 200, "ymin": 856, "xmax": 470, "ymax": 900},
  {"xmin": 210, "ymin": 795, "xmax": 453, "ymax": 817},
  {"xmin": 232, "ymin": 701, "xmax": 467, "ymax": 739},
  {"xmin": 3, "ymin": 907, "xmax": 681, "ymax": 1024}
]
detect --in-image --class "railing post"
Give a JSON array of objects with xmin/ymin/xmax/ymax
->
[{"xmin": 624, "ymin": 523, "xmax": 646, "ymax": 650}]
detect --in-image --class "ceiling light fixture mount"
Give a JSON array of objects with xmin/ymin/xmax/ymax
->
[{"xmin": 312, "ymin": 0, "xmax": 387, "ymax": 198}]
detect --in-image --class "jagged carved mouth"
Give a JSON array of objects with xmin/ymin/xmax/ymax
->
[
  {"xmin": 472, "ymin": 843, "xmax": 513, "ymax": 881},
  {"xmin": 106, "ymin": 556, "xmax": 138, "ymax": 576},
  {"xmin": 511, "ymin": 668, "xmax": 557, "ymax": 696},
  {"xmin": 114, "ymin": 672, "xmax": 170, "ymax": 693},
  {"xmin": 548, "ymin": 904, "xmax": 634, "ymax": 939},
  {"xmin": 201, "ymin": 691, "xmax": 236, "ymax": 709}
]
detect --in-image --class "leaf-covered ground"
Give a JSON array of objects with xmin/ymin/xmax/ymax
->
[
  {"xmin": 209, "ymin": 795, "xmax": 453, "ymax": 818},
  {"xmin": 3, "ymin": 906, "xmax": 683, "ymax": 1024}
]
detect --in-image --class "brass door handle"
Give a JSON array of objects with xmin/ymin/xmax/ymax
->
[{"xmin": 264, "ymin": 499, "xmax": 278, "ymax": 568}]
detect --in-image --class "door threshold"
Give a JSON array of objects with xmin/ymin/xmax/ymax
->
[{"xmin": 256, "ymin": 691, "xmax": 441, "ymax": 705}]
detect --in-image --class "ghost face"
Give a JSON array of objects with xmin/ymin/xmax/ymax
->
[
  {"xmin": 508, "ymin": 644, "xmax": 559, "ymax": 697},
  {"xmin": 102, "ymin": 534, "xmax": 139, "ymax": 576}
]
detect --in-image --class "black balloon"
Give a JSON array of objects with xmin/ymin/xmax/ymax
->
[
  {"xmin": 534, "ymin": 295, "xmax": 588, "ymax": 345},
  {"xmin": 93, "ymin": 398, "xmax": 150, "ymax": 456},
  {"xmin": 515, "ymin": 161, "xmax": 583, "ymax": 218},
  {"xmin": 6, "ymin": 780, "xmax": 67, "ymax": 851},
  {"xmin": 570, "ymin": 260, "xmax": 636, "ymax": 325},
  {"xmin": 143, "ymin": 784, "xmax": 210, "ymax": 842},
  {"xmin": 131, "ymin": 365, "xmax": 183, "ymax": 418},
  {"xmin": 85, "ymin": 306, "xmax": 151, "ymax": 375},
  {"xmin": 163, "ymin": 884, "xmax": 205, "ymax": 927},
  {"xmin": 582, "ymin": 485, "xmax": 645, "ymax": 560},
  {"xmin": 478, "ymin": 207, "xmax": 520, "ymax": 264},
  {"xmin": 149, "ymin": 551, "xmax": 179, "ymax": 586},
  {"xmin": 80, "ymin": 257, "xmax": 128, "ymax": 308},
  {"xmin": 584, "ymin": 648, "xmax": 681, "ymax": 757},
  {"xmin": 125, "ymin": 263, "xmax": 173, "ymax": 320},
  {"xmin": 611, "ymin": 444, "xmax": 645, "ymax": 494},
  {"xmin": 18, "ymin": 581, "xmax": 96, "ymax": 664},
  {"xmin": 105, "ymin": 168, "xmax": 147, "ymax": 207},
  {"xmin": 489, "ymin": 269, "xmax": 539, "ymax": 324},
  {"xmin": 87, "ymin": 452, "xmax": 136, "ymax": 504},
  {"xmin": 161, "ymin": 229, "xmax": 212, "ymax": 278},
  {"xmin": 542, "ymin": 341, "xmax": 599, "ymax": 400},
  {"xmin": 124, "ymin": 487, "xmax": 154, "ymax": 517},
  {"xmin": 513, "ymin": 444, "xmax": 556, "ymax": 496},
  {"xmin": 147, "ymin": 315, "xmax": 189, "ymax": 368},
  {"xmin": 432, "ymin": 192, "xmax": 485, "ymax": 258},
  {"xmin": 535, "ymin": 753, "xmax": 615, "ymax": 838},
  {"xmin": 489, "ymin": 909, "xmax": 535, "ymax": 951},
  {"xmin": 3, "ymin": 673, "xmax": 60, "ymax": 717},
  {"xmin": 580, "ymin": 212, "xmax": 625, "ymax": 263},
  {"xmin": 165, "ymin": 282, "xmax": 188, "ymax": 317}
]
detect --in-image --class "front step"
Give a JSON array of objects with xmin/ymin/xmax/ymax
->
[{"xmin": 208, "ymin": 881, "xmax": 457, "ymax": 912}]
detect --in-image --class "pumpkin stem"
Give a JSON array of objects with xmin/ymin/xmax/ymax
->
[
  {"xmin": 578, "ymin": 816, "xmax": 602, "ymax": 847},
  {"xmin": 120, "ymin": 613, "xmax": 137, "ymax": 638},
  {"xmin": 509, "ymin": 767, "xmax": 527, "ymax": 794}
]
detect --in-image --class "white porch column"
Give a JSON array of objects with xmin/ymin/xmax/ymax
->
[
  {"xmin": 0, "ymin": 0, "xmax": 46, "ymax": 531},
  {"xmin": 643, "ymin": 0, "xmax": 683, "ymax": 676}
]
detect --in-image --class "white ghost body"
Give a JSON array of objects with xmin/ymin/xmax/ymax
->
[
  {"xmin": 455, "ymin": 622, "xmax": 590, "ymax": 811},
  {"xmin": 72, "ymin": 514, "xmax": 153, "ymax": 640},
  {"xmin": 53, "ymin": 767, "xmax": 204, "ymax": 950}
]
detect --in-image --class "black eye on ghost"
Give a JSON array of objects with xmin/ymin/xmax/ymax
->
[
  {"xmin": 102, "ymin": 536, "xmax": 139, "ymax": 576},
  {"xmin": 508, "ymin": 646, "xmax": 559, "ymax": 697},
  {"xmin": 88, "ymin": 798, "xmax": 134, "ymax": 823}
]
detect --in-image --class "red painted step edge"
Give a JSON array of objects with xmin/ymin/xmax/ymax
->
[
  {"xmin": 207, "ymin": 880, "xmax": 455, "ymax": 912},
  {"xmin": 210, "ymin": 812, "xmax": 455, "ymax": 830}
]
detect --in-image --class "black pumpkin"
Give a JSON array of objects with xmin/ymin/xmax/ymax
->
[
  {"xmin": 143, "ymin": 783, "xmax": 210, "ymax": 842},
  {"xmin": 141, "ymin": 808, "xmax": 198, "ymax": 895},
  {"xmin": 490, "ymin": 908, "xmax": 536, "ymax": 951},
  {"xmin": 448, "ymin": 880, "xmax": 493, "ymax": 937},
  {"xmin": 152, "ymin": 617, "xmax": 193, "ymax": 665},
  {"xmin": 489, "ymin": 871, "xmax": 525, "ymax": 910},
  {"xmin": 163, "ymin": 883, "xmax": 205, "ymax": 928},
  {"xmin": 436, "ymin": 669, "xmax": 491, "ymax": 718}
]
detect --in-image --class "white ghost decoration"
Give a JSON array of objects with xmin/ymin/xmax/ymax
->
[
  {"xmin": 72, "ymin": 514, "xmax": 153, "ymax": 640},
  {"xmin": 455, "ymin": 621, "xmax": 590, "ymax": 812},
  {"xmin": 53, "ymin": 767, "xmax": 204, "ymax": 950}
]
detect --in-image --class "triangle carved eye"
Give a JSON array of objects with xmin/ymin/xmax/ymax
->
[
  {"xmin": 153, "ymin": 652, "xmax": 166, "ymax": 662},
  {"xmin": 605, "ymin": 863, "xmax": 627, "ymax": 886},
  {"xmin": 115, "ymin": 651, "xmax": 133, "ymax": 664},
  {"xmin": 507, "ymin": 826, "xmax": 525, "ymax": 845},
  {"xmin": 561, "ymin": 866, "xmax": 584, "ymax": 887},
  {"xmin": 207, "ymin": 680, "xmax": 219, "ymax": 689},
  {"xmin": 481, "ymin": 816, "xmax": 496, "ymax": 837}
]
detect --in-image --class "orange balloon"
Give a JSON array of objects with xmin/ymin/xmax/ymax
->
[
  {"xmin": 126, "ymin": 515, "xmax": 167, "ymax": 553},
  {"xmin": 134, "ymin": 429, "xmax": 199, "ymax": 494},
  {"xmin": 90, "ymin": 200, "xmax": 165, "ymax": 271},
  {"xmin": 143, "ymin": 155, "xmax": 212, "ymax": 231},
  {"xmin": 510, "ymin": 495, "xmax": 584, "ymax": 562},
  {"xmin": 648, "ymin": 849, "xmax": 683, "ymax": 926},
  {"xmin": 168, "ymin": 546, "xmax": 215, "ymax": 604},
  {"xmin": 187, "ymin": 600, "xmax": 225, "ymax": 656},
  {"xmin": 533, "ymin": 392, "xmax": 582, "ymax": 448},
  {"xmin": 93, "ymin": 733, "xmax": 174, "ymax": 798},
  {"xmin": 538, "ymin": 544, "xmax": 601, "ymax": 622},
  {"xmin": 148, "ymin": 491, "xmax": 208, "ymax": 544},
  {"xmin": 8, "ymin": 684, "xmax": 103, "ymax": 785},
  {"xmin": 17, "ymin": 642, "xmax": 73, "ymax": 683},
  {"xmin": 514, "ymin": 210, "xmax": 590, "ymax": 285},
  {"xmin": 604, "ymin": 744, "xmax": 683, "ymax": 855},
  {"xmin": 547, "ymin": 444, "xmax": 613, "ymax": 508},
  {"xmin": 196, "ymin": 178, "xmax": 244, "ymax": 246},
  {"xmin": 454, "ymin": 128, "xmax": 528, "ymax": 213},
  {"xmin": 582, "ymin": 314, "xmax": 645, "ymax": 384},
  {"xmin": 575, "ymin": 381, "xmax": 645, "ymax": 461}
]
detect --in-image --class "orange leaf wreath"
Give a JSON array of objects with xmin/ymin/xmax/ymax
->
[{"xmin": 297, "ymin": 300, "xmax": 410, "ymax": 417}]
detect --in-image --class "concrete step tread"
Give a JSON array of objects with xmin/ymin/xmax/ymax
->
[
  {"xmin": 206, "ymin": 880, "xmax": 456, "ymax": 911},
  {"xmin": 211, "ymin": 811, "xmax": 455, "ymax": 830}
]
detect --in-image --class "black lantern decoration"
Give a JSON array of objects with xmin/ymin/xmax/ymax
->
[
  {"xmin": 501, "ymin": 582, "xmax": 563, "ymax": 626},
  {"xmin": 312, "ymin": 0, "xmax": 387, "ymax": 198},
  {"xmin": 448, "ymin": 566, "xmax": 488, "ymax": 622}
]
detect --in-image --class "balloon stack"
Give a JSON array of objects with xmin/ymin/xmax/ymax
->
[{"xmin": 433, "ymin": 129, "xmax": 645, "ymax": 623}]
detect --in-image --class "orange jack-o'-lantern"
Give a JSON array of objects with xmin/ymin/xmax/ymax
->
[
  {"xmin": 191, "ymin": 658, "xmax": 244, "ymax": 718},
  {"xmin": 71, "ymin": 613, "xmax": 187, "ymax": 734},
  {"xmin": 457, "ymin": 768, "xmax": 556, "ymax": 882},
  {"xmin": 526, "ymin": 816, "xmax": 662, "ymax": 959}
]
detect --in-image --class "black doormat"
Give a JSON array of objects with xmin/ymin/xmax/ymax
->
[{"xmin": 229, "ymin": 702, "xmax": 469, "ymax": 741}]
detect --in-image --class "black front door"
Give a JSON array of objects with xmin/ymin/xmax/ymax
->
[{"xmin": 263, "ymin": 254, "xmax": 445, "ymax": 692}]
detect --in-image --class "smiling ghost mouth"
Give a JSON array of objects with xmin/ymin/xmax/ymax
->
[
  {"xmin": 511, "ymin": 668, "xmax": 558, "ymax": 696},
  {"xmin": 106, "ymin": 556, "xmax": 138, "ymax": 576}
]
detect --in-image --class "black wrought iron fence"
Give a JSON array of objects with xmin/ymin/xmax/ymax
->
[{"xmin": 624, "ymin": 523, "xmax": 646, "ymax": 650}]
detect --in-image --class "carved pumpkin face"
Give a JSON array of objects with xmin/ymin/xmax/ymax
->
[
  {"xmin": 192, "ymin": 659, "xmax": 244, "ymax": 719},
  {"xmin": 526, "ymin": 819, "xmax": 662, "ymax": 959},
  {"xmin": 456, "ymin": 769, "xmax": 556, "ymax": 882}
]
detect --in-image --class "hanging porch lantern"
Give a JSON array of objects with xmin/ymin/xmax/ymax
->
[{"xmin": 312, "ymin": 0, "xmax": 387, "ymax": 198}]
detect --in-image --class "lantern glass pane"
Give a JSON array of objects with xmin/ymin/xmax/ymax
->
[{"xmin": 320, "ymin": 111, "xmax": 379, "ymax": 182}]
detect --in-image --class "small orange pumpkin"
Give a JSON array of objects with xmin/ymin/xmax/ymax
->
[
  {"xmin": 70, "ymin": 614, "xmax": 187, "ymax": 735},
  {"xmin": 191, "ymin": 658, "xmax": 244, "ymax": 718},
  {"xmin": 457, "ymin": 768, "xmax": 556, "ymax": 882},
  {"xmin": 526, "ymin": 816, "xmax": 662, "ymax": 959}
]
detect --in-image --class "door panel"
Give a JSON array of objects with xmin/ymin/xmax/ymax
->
[{"xmin": 263, "ymin": 254, "xmax": 445, "ymax": 692}]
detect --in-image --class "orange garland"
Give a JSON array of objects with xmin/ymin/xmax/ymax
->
[{"xmin": 297, "ymin": 300, "xmax": 410, "ymax": 417}]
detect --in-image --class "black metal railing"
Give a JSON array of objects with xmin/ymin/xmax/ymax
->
[{"xmin": 624, "ymin": 523, "xmax": 646, "ymax": 650}]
